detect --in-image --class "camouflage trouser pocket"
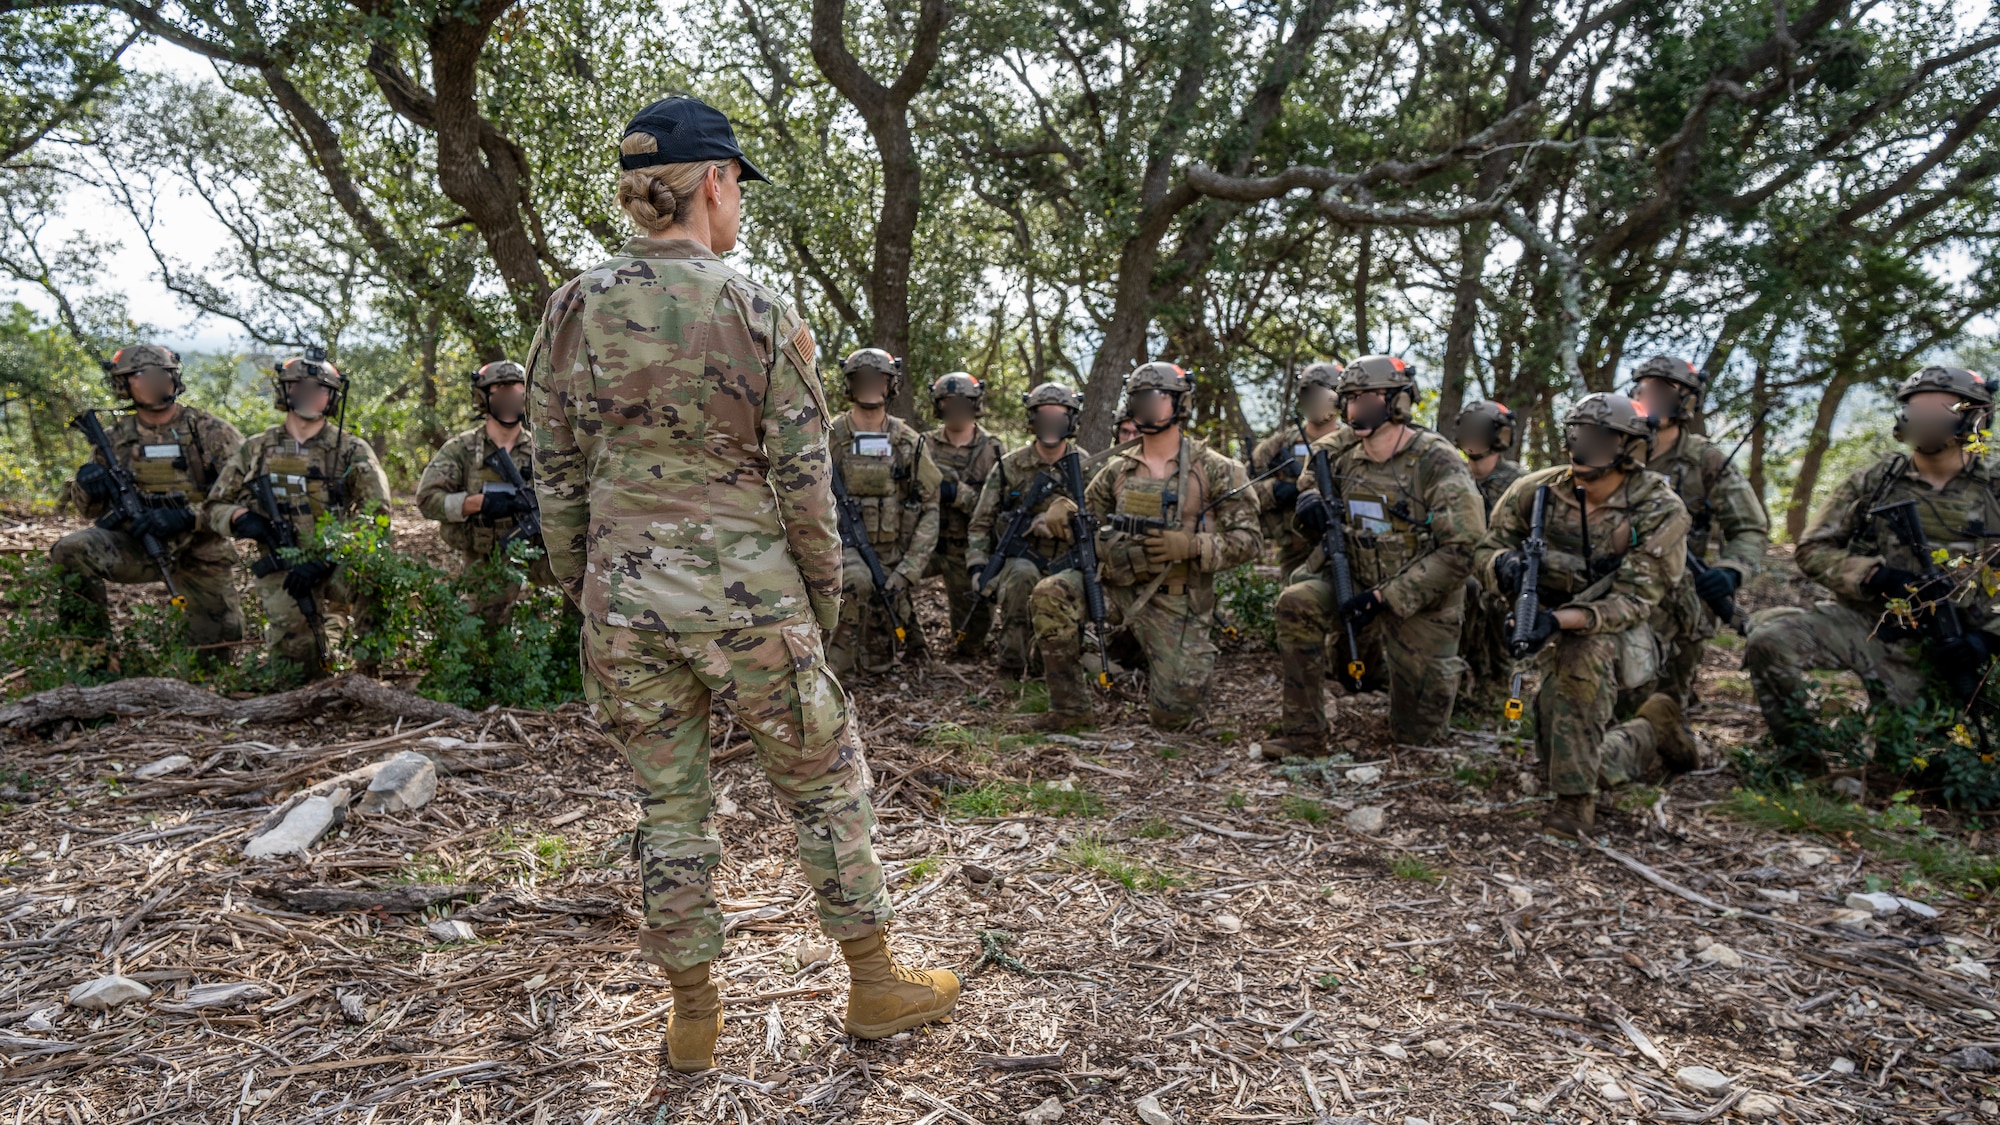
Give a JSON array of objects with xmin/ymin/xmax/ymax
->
[
  {"xmin": 779, "ymin": 620, "xmax": 850, "ymax": 753},
  {"xmin": 825, "ymin": 808, "xmax": 884, "ymax": 905}
]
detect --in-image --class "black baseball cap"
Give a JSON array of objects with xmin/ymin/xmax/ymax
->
[{"xmin": 620, "ymin": 96, "xmax": 769, "ymax": 183}]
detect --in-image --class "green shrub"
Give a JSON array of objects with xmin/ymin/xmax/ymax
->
[{"xmin": 1216, "ymin": 563, "xmax": 1279, "ymax": 650}]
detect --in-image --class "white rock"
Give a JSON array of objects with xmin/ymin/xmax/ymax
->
[
  {"xmin": 1506, "ymin": 884, "xmax": 1533, "ymax": 910},
  {"xmin": 20, "ymin": 1007, "xmax": 58, "ymax": 1031},
  {"xmin": 1753, "ymin": 887, "xmax": 1799, "ymax": 905},
  {"xmin": 1896, "ymin": 896, "xmax": 1940, "ymax": 920},
  {"xmin": 1246, "ymin": 742, "xmax": 1262, "ymax": 760},
  {"xmin": 1422, "ymin": 1038, "xmax": 1451, "ymax": 1059},
  {"xmin": 1793, "ymin": 845, "xmax": 1833, "ymax": 867},
  {"xmin": 1738, "ymin": 1092, "xmax": 1783, "ymax": 1118},
  {"xmin": 1345, "ymin": 766, "xmax": 1383, "ymax": 785},
  {"xmin": 1212, "ymin": 913, "xmax": 1243, "ymax": 934},
  {"xmin": 179, "ymin": 982, "xmax": 269, "ymax": 1009},
  {"xmin": 1829, "ymin": 1057, "xmax": 1855, "ymax": 1074},
  {"xmin": 427, "ymin": 919, "xmax": 476, "ymax": 942},
  {"xmin": 131, "ymin": 754, "xmax": 192, "ymax": 780},
  {"xmin": 1344, "ymin": 806, "xmax": 1386, "ymax": 834},
  {"xmin": 1403, "ymin": 1118, "xmax": 1431, "ymax": 1125},
  {"xmin": 66, "ymin": 975, "xmax": 150, "ymax": 1011},
  {"xmin": 1377, "ymin": 1043, "xmax": 1409, "ymax": 1061},
  {"xmin": 1674, "ymin": 1066, "xmax": 1732, "ymax": 1096},
  {"xmin": 1134, "ymin": 1094, "xmax": 1172, "ymax": 1125},
  {"xmin": 357, "ymin": 751, "xmax": 437, "ymax": 815},
  {"xmin": 1831, "ymin": 776, "xmax": 1864, "ymax": 799},
  {"xmin": 792, "ymin": 939, "xmax": 835, "ymax": 968},
  {"xmin": 1697, "ymin": 944, "xmax": 1744, "ymax": 969},
  {"xmin": 338, "ymin": 991, "xmax": 367, "ymax": 1024},
  {"xmin": 1516, "ymin": 772, "xmax": 1539, "ymax": 796},
  {"xmin": 1827, "ymin": 908, "xmax": 1875, "ymax": 927},
  {"xmin": 1846, "ymin": 891, "xmax": 1901, "ymax": 916},
  {"xmin": 1020, "ymin": 1095, "xmax": 1064, "ymax": 1124},
  {"xmin": 243, "ymin": 794, "xmax": 342, "ymax": 859},
  {"xmin": 1948, "ymin": 959, "xmax": 1993, "ymax": 982},
  {"xmin": 1596, "ymin": 1083, "xmax": 1628, "ymax": 1102}
]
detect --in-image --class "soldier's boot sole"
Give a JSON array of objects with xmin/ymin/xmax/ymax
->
[
  {"xmin": 1637, "ymin": 692, "xmax": 1699, "ymax": 773},
  {"xmin": 1540, "ymin": 794, "xmax": 1596, "ymax": 841},
  {"xmin": 1030, "ymin": 711, "xmax": 1095, "ymax": 732},
  {"xmin": 840, "ymin": 929, "xmax": 960, "ymax": 1039},
  {"xmin": 1262, "ymin": 732, "xmax": 1327, "ymax": 760},
  {"xmin": 664, "ymin": 965, "xmax": 723, "ymax": 1073}
]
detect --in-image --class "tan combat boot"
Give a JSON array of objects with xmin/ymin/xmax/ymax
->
[
  {"xmin": 1033, "ymin": 646, "xmax": 1096, "ymax": 731},
  {"xmin": 1261, "ymin": 730, "xmax": 1326, "ymax": 760},
  {"xmin": 1637, "ymin": 692, "xmax": 1699, "ymax": 774},
  {"xmin": 662, "ymin": 963, "xmax": 723, "ymax": 1073},
  {"xmin": 839, "ymin": 928, "xmax": 961, "ymax": 1039},
  {"xmin": 1541, "ymin": 794, "xmax": 1596, "ymax": 840}
]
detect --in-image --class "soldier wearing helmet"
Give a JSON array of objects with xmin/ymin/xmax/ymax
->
[
  {"xmin": 826, "ymin": 347, "xmax": 944, "ymax": 676},
  {"xmin": 204, "ymin": 347, "xmax": 390, "ymax": 680},
  {"xmin": 1248, "ymin": 361, "xmax": 1350, "ymax": 577},
  {"xmin": 1630, "ymin": 355, "xmax": 1770, "ymax": 707},
  {"xmin": 1474, "ymin": 392, "xmax": 1695, "ymax": 840},
  {"xmin": 50, "ymin": 343, "xmax": 245, "ymax": 654},
  {"xmin": 1026, "ymin": 362, "xmax": 1263, "ymax": 730},
  {"xmin": 966, "ymin": 381, "xmax": 1085, "ymax": 676},
  {"xmin": 1746, "ymin": 365, "xmax": 2000, "ymax": 770},
  {"xmin": 1270, "ymin": 357, "xmax": 1486, "ymax": 756},
  {"xmin": 923, "ymin": 371, "xmax": 1006, "ymax": 657},
  {"xmin": 1451, "ymin": 399, "xmax": 1528, "ymax": 686},
  {"xmin": 416, "ymin": 359, "xmax": 554, "ymax": 622}
]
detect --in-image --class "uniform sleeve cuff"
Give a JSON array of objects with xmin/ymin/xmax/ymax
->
[{"xmin": 445, "ymin": 491, "xmax": 469, "ymax": 521}]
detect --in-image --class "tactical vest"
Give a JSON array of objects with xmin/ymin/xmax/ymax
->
[
  {"xmin": 128, "ymin": 419, "xmax": 213, "ymax": 507},
  {"xmin": 260, "ymin": 438, "xmax": 347, "ymax": 524},
  {"xmin": 445, "ymin": 438, "xmax": 533, "ymax": 557},
  {"xmin": 835, "ymin": 426, "xmax": 922, "ymax": 557},
  {"xmin": 1100, "ymin": 439, "xmax": 1207, "ymax": 586},
  {"xmin": 1844, "ymin": 455, "xmax": 2000, "ymax": 622},
  {"xmin": 1330, "ymin": 443, "xmax": 1446, "ymax": 590}
]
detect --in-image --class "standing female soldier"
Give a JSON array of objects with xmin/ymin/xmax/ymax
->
[{"xmin": 528, "ymin": 96, "xmax": 956, "ymax": 1075}]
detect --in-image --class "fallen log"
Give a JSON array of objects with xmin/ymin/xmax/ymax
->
[
  {"xmin": 250, "ymin": 881, "xmax": 478, "ymax": 914},
  {"xmin": 0, "ymin": 674, "xmax": 476, "ymax": 731}
]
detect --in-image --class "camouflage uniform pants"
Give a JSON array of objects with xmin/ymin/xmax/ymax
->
[
  {"xmin": 254, "ymin": 571, "xmax": 382, "ymax": 678},
  {"xmin": 1533, "ymin": 631, "xmax": 1665, "ymax": 795},
  {"xmin": 581, "ymin": 617, "xmax": 890, "ymax": 972},
  {"xmin": 1652, "ymin": 580, "xmax": 1714, "ymax": 706},
  {"xmin": 1459, "ymin": 577, "xmax": 1513, "ymax": 688},
  {"xmin": 1031, "ymin": 571, "xmax": 1217, "ymax": 728},
  {"xmin": 926, "ymin": 539, "xmax": 990, "ymax": 654},
  {"xmin": 1742, "ymin": 602, "xmax": 1929, "ymax": 750},
  {"xmin": 984, "ymin": 557, "xmax": 1044, "ymax": 674},
  {"xmin": 1274, "ymin": 576, "xmax": 1467, "ymax": 746},
  {"xmin": 828, "ymin": 548, "xmax": 923, "ymax": 677},
  {"xmin": 49, "ymin": 526, "xmax": 243, "ymax": 648}
]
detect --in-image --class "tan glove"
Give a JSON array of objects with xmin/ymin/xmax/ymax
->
[
  {"xmin": 1031, "ymin": 496, "xmax": 1078, "ymax": 541},
  {"xmin": 1143, "ymin": 528, "xmax": 1200, "ymax": 564}
]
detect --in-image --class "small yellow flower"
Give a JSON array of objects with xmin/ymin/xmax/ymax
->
[
  {"xmin": 1913, "ymin": 756, "xmax": 1931, "ymax": 769},
  {"xmin": 1952, "ymin": 725, "xmax": 1974, "ymax": 748}
]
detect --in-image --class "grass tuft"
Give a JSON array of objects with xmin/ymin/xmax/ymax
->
[
  {"xmin": 942, "ymin": 779, "xmax": 1103, "ymax": 819},
  {"xmin": 1062, "ymin": 836, "xmax": 1182, "ymax": 892},
  {"xmin": 1280, "ymin": 795, "xmax": 1328, "ymax": 823},
  {"xmin": 1391, "ymin": 854, "xmax": 1441, "ymax": 883}
]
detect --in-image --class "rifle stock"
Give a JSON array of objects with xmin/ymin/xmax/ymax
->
[
  {"xmin": 70, "ymin": 410, "xmax": 185, "ymax": 609},
  {"xmin": 1308, "ymin": 449, "xmax": 1365, "ymax": 689}
]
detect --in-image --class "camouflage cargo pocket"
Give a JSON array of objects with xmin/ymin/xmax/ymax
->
[
  {"xmin": 779, "ymin": 619, "xmax": 850, "ymax": 753},
  {"xmin": 825, "ymin": 806, "xmax": 885, "ymax": 903}
]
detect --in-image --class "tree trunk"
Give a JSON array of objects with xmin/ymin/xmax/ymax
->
[
  {"xmin": 1352, "ymin": 226, "xmax": 1372, "ymax": 357},
  {"xmin": 1437, "ymin": 220, "xmax": 1490, "ymax": 425},
  {"xmin": 1786, "ymin": 368, "xmax": 1865, "ymax": 541},
  {"xmin": 1747, "ymin": 352, "xmax": 1769, "ymax": 515}
]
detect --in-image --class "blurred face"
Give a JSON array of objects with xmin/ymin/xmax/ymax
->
[
  {"xmin": 937, "ymin": 396, "xmax": 978, "ymax": 426},
  {"xmin": 485, "ymin": 381, "xmax": 527, "ymax": 425},
  {"xmin": 1566, "ymin": 422, "xmax": 1626, "ymax": 479},
  {"xmin": 847, "ymin": 370, "xmax": 890, "ymax": 408},
  {"xmin": 1455, "ymin": 417, "xmax": 1494, "ymax": 458},
  {"xmin": 284, "ymin": 379, "xmax": 333, "ymax": 421},
  {"xmin": 1298, "ymin": 384, "xmax": 1338, "ymax": 427},
  {"xmin": 1343, "ymin": 388, "xmax": 1392, "ymax": 434},
  {"xmin": 1128, "ymin": 388, "xmax": 1175, "ymax": 431},
  {"xmin": 1633, "ymin": 376, "xmax": 1687, "ymax": 423},
  {"xmin": 1030, "ymin": 405, "xmax": 1071, "ymax": 445},
  {"xmin": 126, "ymin": 365, "xmax": 178, "ymax": 409},
  {"xmin": 1901, "ymin": 390, "xmax": 1971, "ymax": 454},
  {"xmin": 709, "ymin": 161, "xmax": 743, "ymax": 253}
]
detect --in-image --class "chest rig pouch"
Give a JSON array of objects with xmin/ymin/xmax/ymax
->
[
  {"xmin": 262, "ymin": 440, "xmax": 333, "ymax": 527},
  {"xmin": 1101, "ymin": 475, "xmax": 1178, "ymax": 585},
  {"xmin": 1343, "ymin": 489, "xmax": 1430, "ymax": 589},
  {"xmin": 841, "ymin": 432, "xmax": 903, "ymax": 547},
  {"xmin": 129, "ymin": 435, "xmax": 196, "ymax": 508}
]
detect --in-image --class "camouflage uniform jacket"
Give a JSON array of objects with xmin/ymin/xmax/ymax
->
[
  {"xmin": 1298, "ymin": 426, "xmax": 1486, "ymax": 619},
  {"xmin": 528, "ymin": 237, "xmax": 841, "ymax": 631},
  {"xmin": 1795, "ymin": 452, "xmax": 2000, "ymax": 626},
  {"xmin": 67, "ymin": 406, "xmax": 242, "ymax": 563},
  {"xmin": 966, "ymin": 441, "xmax": 1074, "ymax": 572},
  {"xmin": 1475, "ymin": 457, "xmax": 1527, "ymax": 517},
  {"xmin": 1091, "ymin": 435, "xmax": 1262, "ymax": 591},
  {"xmin": 1249, "ymin": 424, "xmax": 1325, "ymax": 574},
  {"xmin": 829, "ymin": 413, "xmax": 942, "ymax": 580},
  {"xmin": 927, "ymin": 423, "xmax": 1005, "ymax": 543},
  {"xmin": 416, "ymin": 423, "xmax": 539, "ymax": 558},
  {"xmin": 1646, "ymin": 430, "xmax": 1767, "ymax": 579},
  {"xmin": 1475, "ymin": 466, "xmax": 1689, "ymax": 635},
  {"xmin": 204, "ymin": 423, "xmax": 389, "ymax": 542}
]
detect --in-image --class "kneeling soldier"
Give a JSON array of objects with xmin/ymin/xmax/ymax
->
[
  {"xmin": 924, "ymin": 372, "xmax": 1006, "ymax": 657},
  {"xmin": 1271, "ymin": 357, "xmax": 1485, "ymax": 755},
  {"xmin": 52, "ymin": 344, "xmax": 244, "ymax": 651},
  {"xmin": 1475, "ymin": 393, "xmax": 1696, "ymax": 839},
  {"xmin": 1453, "ymin": 399, "xmax": 1526, "ymax": 687},
  {"xmin": 965, "ymin": 381, "xmax": 1084, "ymax": 677}
]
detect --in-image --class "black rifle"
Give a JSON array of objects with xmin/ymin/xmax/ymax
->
[
  {"xmin": 829, "ymin": 460, "xmax": 906, "ymax": 648},
  {"xmin": 1502, "ymin": 484, "xmax": 1552, "ymax": 724},
  {"xmin": 1060, "ymin": 449, "xmax": 1112, "ymax": 689},
  {"xmin": 955, "ymin": 469, "xmax": 1060, "ymax": 647},
  {"xmin": 1686, "ymin": 406, "xmax": 1769, "ymax": 631},
  {"xmin": 1308, "ymin": 448, "xmax": 1366, "ymax": 690},
  {"xmin": 482, "ymin": 446, "xmax": 543, "ymax": 550},
  {"xmin": 1871, "ymin": 498, "xmax": 1992, "ymax": 747},
  {"xmin": 247, "ymin": 472, "xmax": 328, "ymax": 671},
  {"xmin": 69, "ymin": 409, "xmax": 185, "ymax": 609}
]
